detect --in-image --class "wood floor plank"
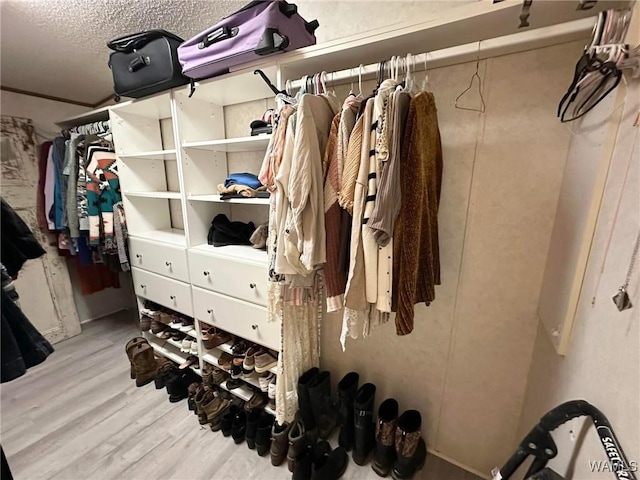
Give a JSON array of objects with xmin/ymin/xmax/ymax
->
[{"xmin": 1, "ymin": 312, "xmax": 481, "ymax": 480}]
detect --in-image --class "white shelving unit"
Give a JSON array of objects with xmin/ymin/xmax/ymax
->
[{"xmin": 109, "ymin": 68, "xmax": 279, "ymax": 416}]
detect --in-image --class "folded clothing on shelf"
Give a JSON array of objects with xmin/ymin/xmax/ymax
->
[
  {"xmin": 208, "ymin": 214, "xmax": 255, "ymax": 247},
  {"xmin": 219, "ymin": 191, "xmax": 271, "ymax": 200},
  {"xmin": 217, "ymin": 183, "xmax": 267, "ymax": 198},
  {"xmin": 224, "ymin": 172, "xmax": 263, "ymax": 190}
]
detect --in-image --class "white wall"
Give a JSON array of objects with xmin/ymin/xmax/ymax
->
[
  {"xmin": 1, "ymin": 90, "xmax": 136, "ymax": 322},
  {"xmin": 517, "ymin": 73, "xmax": 640, "ymax": 480}
]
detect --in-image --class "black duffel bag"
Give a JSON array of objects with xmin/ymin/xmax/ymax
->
[{"xmin": 107, "ymin": 29, "xmax": 189, "ymax": 101}]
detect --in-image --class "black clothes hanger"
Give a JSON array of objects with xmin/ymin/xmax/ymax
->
[{"xmin": 254, "ymin": 69, "xmax": 286, "ymax": 96}]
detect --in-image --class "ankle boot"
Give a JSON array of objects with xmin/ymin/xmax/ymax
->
[
  {"xmin": 372, "ymin": 398, "xmax": 399, "ymax": 477},
  {"xmin": 297, "ymin": 367, "xmax": 319, "ymax": 442},
  {"xmin": 391, "ymin": 410, "xmax": 426, "ymax": 480},
  {"xmin": 308, "ymin": 371, "xmax": 338, "ymax": 440},
  {"xmin": 337, "ymin": 372, "xmax": 359, "ymax": 450},
  {"xmin": 255, "ymin": 414, "xmax": 275, "ymax": 456},
  {"xmin": 221, "ymin": 405, "xmax": 241, "ymax": 437},
  {"xmin": 154, "ymin": 362, "xmax": 175, "ymax": 390},
  {"xmin": 245, "ymin": 408, "xmax": 263, "ymax": 450},
  {"xmin": 125, "ymin": 337, "xmax": 148, "ymax": 380},
  {"xmin": 166, "ymin": 369, "xmax": 199, "ymax": 402},
  {"xmin": 187, "ymin": 382, "xmax": 201, "ymax": 411},
  {"xmin": 232, "ymin": 409, "xmax": 247, "ymax": 444},
  {"xmin": 194, "ymin": 385, "xmax": 210, "ymax": 417},
  {"xmin": 287, "ymin": 420, "xmax": 309, "ymax": 472},
  {"xmin": 353, "ymin": 382, "xmax": 376, "ymax": 465},
  {"xmin": 270, "ymin": 421, "xmax": 292, "ymax": 466},
  {"xmin": 201, "ymin": 394, "xmax": 230, "ymax": 427},
  {"xmin": 312, "ymin": 444, "xmax": 349, "ymax": 480},
  {"xmin": 131, "ymin": 343, "xmax": 157, "ymax": 387}
]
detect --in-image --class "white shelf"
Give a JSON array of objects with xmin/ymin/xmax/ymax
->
[
  {"xmin": 187, "ymin": 194, "xmax": 269, "ymax": 205},
  {"xmin": 118, "ymin": 149, "xmax": 177, "ymax": 161},
  {"xmin": 124, "ymin": 191, "xmax": 182, "ymax": 200},
  {"xmin": 129, "ymin": 228, "xmax": 186, "ymax": 247},
  {"xmin": 182, "ymin": 135, "xmax": 271, "ymax": 153},
  {"xmin": 146, "ymin": 336, "xmax": 200, "ymax": 375},
  {"xmin": 189, "ymin": 244, "xmax": 268, "ymax": 267}
]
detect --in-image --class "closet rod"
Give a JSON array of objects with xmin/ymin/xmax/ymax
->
[{"xmin": 287, "ymin": 16, "xmax": 595, "ymax": 90}]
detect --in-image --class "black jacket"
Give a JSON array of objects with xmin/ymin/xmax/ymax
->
[{"xmin": 1, "ymin": 198, "xmax": 46, "ymax": 277}]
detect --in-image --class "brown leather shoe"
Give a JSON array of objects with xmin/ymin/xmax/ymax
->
[
  {"xmin": 131, "ymin": 343, "xmax": 157, "ymax": 387},
  {"xmin": 125, "ymin": 337, "xmax": 148, "ymax": 379},
  {"xmin": 218, "ymin": 352, "xmax": 233, "ymax": 371},
  {"xmin": 212, "ymin": 366, "xmax": 230, "ymax": 385},
  {"xmin": 245, "ymin": 391, "xmax": 267, "ymax": 411},
  {"xmin": 203, "ymin": 331, "xmax": 233, "ymax": 350}
]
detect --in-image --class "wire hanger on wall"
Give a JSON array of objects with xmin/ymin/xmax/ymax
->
[{"xmin": 455, "ymin": 42, "xmax": 486, "ymax": 113}]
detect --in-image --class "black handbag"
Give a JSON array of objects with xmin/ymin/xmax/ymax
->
[{"xmin": 107, "ymin": 29, "xmax": 189, "ymax": 101}]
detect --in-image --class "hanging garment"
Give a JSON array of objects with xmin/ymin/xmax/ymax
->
[
  {"xmin": 85, "ymin": 145, "xmax": 120, "ymax": 245},
  {"xmin": 51, "ymin": 137, "xmax": 67, "ymax": 230},
  {"xmin": 0, "ymin": 198, "xmax": 46, "ymax": 278},
  {"xmin": 282, "ymin": 93, "xmax": 340, "ymax": 274},
  {"xmin": 36, "ymin": 142, "xmax": 52, "ymax": 231},
  {"xmin": 1, "ymin": 288, "xmax": 54, "ymax": 383},
  {"xmin": 113, "ymin": 202, "xmax": 130, "ymax": 272},
  {"xmin": 65, "ymin": 134, "xmax": 85, "ymax": 238},
  {"xmin": 44, "ymin": 144, "xmax": 56, "ymax": 230},
  {"xmin": 324, "ymin": 96, "xmax": 360, "ymax": 312},
  {"xmin": 392, "ymin": 92, "xmax": 443, "ymax": 335},
  {"xmin": 259, "ymin": 104, "xmax": 296, "ymax": 191}
]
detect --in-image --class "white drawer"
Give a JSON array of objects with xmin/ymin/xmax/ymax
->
[
  {"xmin": 132, "ymin": 267, "xmax": 192, "ymax": 316},
  {"xmin": 129, "ymin": 238, "xmax": 189, "ymax": 282},
  {"xmin": 188, "ymin": 251, "xmax": 268, "ymax": 306},
  {"xmin": 192, "ymin": 286, "xmax": 280, "ymax": 351}
]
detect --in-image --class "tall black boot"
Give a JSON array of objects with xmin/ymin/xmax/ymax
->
[
  {"xmin": 337, "ymin": 372, "xmax": 359, "ymax": 451},
  {"xmin": 353, "ymin": 383, "xmax": 376, "ymax": 466},
  {"xmin": 308, "ymin": 371, "xmax": 338, "ymax": 440},
  {"xmin": 391, "ymin": 410, "xmax": 426, "ymax": 480},
  {"xmin": 298, "ymin": 367, "xmax": 320, "ymax": 442},
  {"xmin": 372, "ymin": 398, "xmax": 399, "ymax": 477}
]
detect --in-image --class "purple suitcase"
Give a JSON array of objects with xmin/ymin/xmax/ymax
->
[{"xmin": 178, "ymin": 0, "xmax": 318, "ymax": 81}]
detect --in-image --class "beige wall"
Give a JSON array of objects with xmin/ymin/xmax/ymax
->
[
  {"xmin": 1, "ymin": 90, "xmax": 136, "ymax": 322},
  {"xmin": 517, "ymin": 69, "xmax": 640, "ymax": 480}
]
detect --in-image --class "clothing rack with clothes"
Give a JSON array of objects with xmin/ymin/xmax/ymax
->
[{"xmin": 37, "ymin": 119, "xmax": 128, "ymax": 296}]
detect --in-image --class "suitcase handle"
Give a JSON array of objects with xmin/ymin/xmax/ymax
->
[
  {"xmin": 128, "ymin": 56, "xmax": 150, "ymax": 73},
  {"xmin": 199, "ymin": 26, "xmax": 239, "ymax": 49},
  {"xmin": 108, "ymin": 29, "xmax": 184, "ymax": 53}
]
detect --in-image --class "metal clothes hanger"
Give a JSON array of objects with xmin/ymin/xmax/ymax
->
[
  {"xmin": 358, "ymin": 64, "xmax": 363, "ymax": 97},
  {"xmin": 455, "ymin": 42, "xmax": 486, "ymax": 113},
  {"xmin": 421, "ymin": 54, "xmax": 430, "ymax": 92}
]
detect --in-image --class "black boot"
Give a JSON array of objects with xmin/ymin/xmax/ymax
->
[
  {"xmin": 298, "ymin": 367, "xmax": 320, "ymax": 442},
  {"xmin": 391, "ymin": 410, "xmax": 426, "ymax": 480},
  {"xmin": 254, "ymin": 414, "xmax": 275, "ymax": 456},
  {"xmin": 245, "ymin": 408, "xmax": 263, "ymax": 450},
  {"xmin": 293, "ymin": 447, "xmax": 313, "ymax": 480},
  {"xmin": 308, "ymin": 371, "xmax": 338, "ymax": 440},
  {"xmin": 231, "ymin": 409, "xmax": 247, "ymax": 445},
  {"xmin": 312, "ymin": 445, "xmax": 349, "ymax": 480},
  {"xmin": 221, "ymin": 405, "xmax": 241, "ymax": 437},
  {"xmin": 337, "ymin": 372, "xmax": 359, "ymax": 451},
  {"xmin": 353, "ymin": 383, "xmax": 376, "ymax": 466},
  {"xmin": 372, "ymin": 398, "xmax": 399, "ymax": 477}
]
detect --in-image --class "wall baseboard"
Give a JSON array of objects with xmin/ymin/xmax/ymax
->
[{"xmin": 80, "ymin": 307, "xmax": 132, "ymax": 324}]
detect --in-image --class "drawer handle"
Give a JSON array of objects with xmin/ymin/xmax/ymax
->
[
  {"xmin": 136, "ymin": 254, "xmax": 142, "ymax": 259},
  {"xmin": 207, "ymin": 309, "xmax": 213, "ymax": 314},
  {"xmin": 251, "ymin": 324, "xmax": 258, "ymax": 330},
  {"xmin": 249, "ymin": 283, "xmax": 256, "ymax": 289},
  {"xmin": 170, "ymin": 295, "xmax": 176, "ymax": 300},
  {"xmin": 140, "ymin": 284, "xmax": 146, "ymax": 289},
  {"xmin": 203, "ymin": 271, "xmax": 210, "ymax": 276},
  {"xmin": 165, "ymin": 261, "xmax": 172, "ymax": 267}
]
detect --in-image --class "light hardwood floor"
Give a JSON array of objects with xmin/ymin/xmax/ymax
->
[{"xmin": 1, "ymin": 311, "xmax": 481, "ymax": 480}]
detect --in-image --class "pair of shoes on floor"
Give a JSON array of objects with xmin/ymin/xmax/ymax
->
[
  {"xmin": 164, "ymin": 365, "xmax": 200, "ymax": 403},
  {"xmin": 125, "ymin": 337, "xmax": 158, "ymax": 387},
  {"xmin": 371, "ymin": 400, "xmax": 427, "ymax": 480}
]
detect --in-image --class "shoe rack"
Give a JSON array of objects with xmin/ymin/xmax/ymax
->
[{"xmin": 109, "ymin": 65, "xmax": 279, "ymax": 416}]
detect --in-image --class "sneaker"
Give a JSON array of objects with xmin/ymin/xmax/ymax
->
[
  {"xmin": 179, "ymin": 317, "xmax": 195, "ymax": 332},
  {"xmin": 168, "ymin": 315, "xmax": 183, "ymax": 329},
  {"xmin": 218, "ymin": 352, "xmax": 233, "ymax": 371},
  {"xmin": 258, "ymin": 372, "xmax": 274, "ymax": 393},
  {"xmin": 254, "ymin": 351, "xmax": 278, "ymax": 373},
  {"xmin": 231, "ymin": 357, "xmax": 244, "ymax": 379},
  {"xmin": 189, "ymin": 341, "xmax": 199, "ymax": 355},
  {"xmin": 170, "ymin": 331, "xmax": 186, "ymax": 342},
  {"xmin": 180, "ymin": 339, "xmax": 193, "ymax": 353},
  {"xmin": 243, "ymin": 346, "xmax": 262, "ymax": 374}
]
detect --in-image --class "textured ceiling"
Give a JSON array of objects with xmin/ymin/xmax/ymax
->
[{"xmin": 0, "ymin": 0, "xmax": 469, "ymax": 106}]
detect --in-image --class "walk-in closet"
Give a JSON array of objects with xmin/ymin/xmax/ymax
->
[{"xmin": 1, "ymin": 1, "xmax": 638, "ymax": 480}]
